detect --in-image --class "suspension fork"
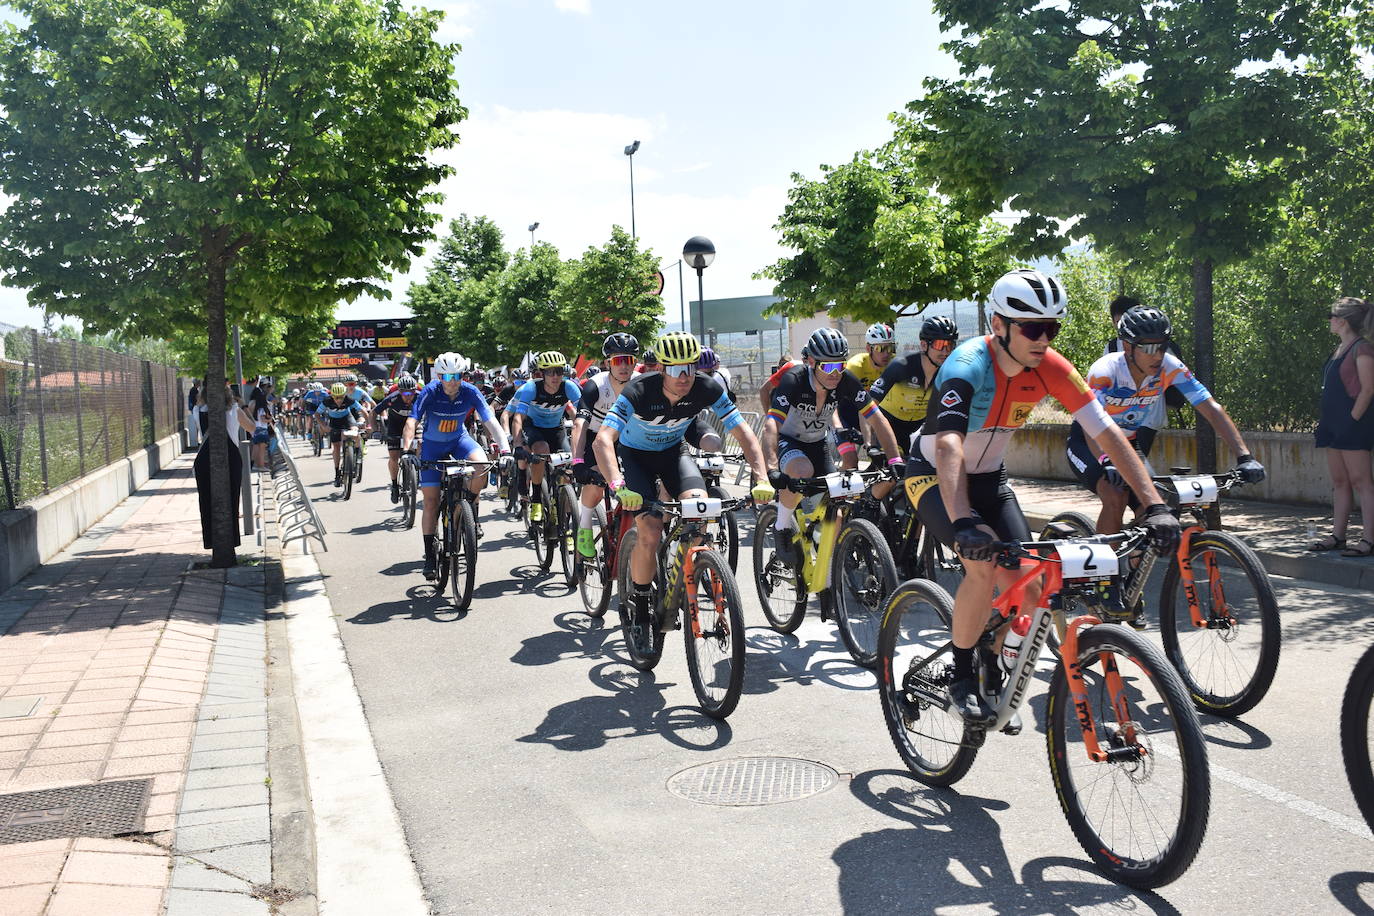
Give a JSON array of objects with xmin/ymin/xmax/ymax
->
[
  {"xmin": 1172, "ymin": 523, "xmax": 1223, "ymax": 628},
  {"xmin": 1060, "ymin": 613, "xmax": 1142, "ymax": 762}
]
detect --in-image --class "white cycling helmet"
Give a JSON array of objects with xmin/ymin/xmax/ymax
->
[
  {"xmin": 434, "ymin": 352, "xmax": 465, "ymax": 376},
  {"xmin": 865, "ymin": 323, "xmax": 895, "ymax": 345},
  {"xmin": 990, "ymin": 269, "xmax": 1067, "ymax": 320}
]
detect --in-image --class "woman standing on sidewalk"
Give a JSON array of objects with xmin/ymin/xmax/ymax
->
[
  {"xmin": 194, "ymin": 383, "xmax": 258, "ymax": 550},
  {"xmin": 1312, "ymin": 296, "xmax": 1374, "ymax": 557}
]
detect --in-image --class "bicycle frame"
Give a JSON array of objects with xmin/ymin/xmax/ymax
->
[{"xmin": 658, "ymin": 508, "xmax": 732, "ymax": 639}]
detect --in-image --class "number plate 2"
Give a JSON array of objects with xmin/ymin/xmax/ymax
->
[
  {"xmin": 1171, "ymin": 475, "xmax": 1218, "ymax": 505},
  {"xmin": 681, "ymin": 497, "xmax": 723, "ymax": 519},
  {"xmin": 824, "ymin": 472, "xmax": 864, "ymax": 498},
  {"xmin": 1058, "ymin": 540, "xmax": 1119, "ymax": 579}
]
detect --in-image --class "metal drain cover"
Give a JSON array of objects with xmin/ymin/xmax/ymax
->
[
  {"xmin": 667, "ymin": 757, "xmax": 840, "ymax": 806},
  {"xmin": 0, "ymin": 779, "xmax": 151, "ymax": 845}
]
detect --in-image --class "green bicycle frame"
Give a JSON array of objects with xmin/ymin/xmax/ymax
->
[{"xmin": 794, "ymin": 496, "xmax": 841, "ymax": 594}]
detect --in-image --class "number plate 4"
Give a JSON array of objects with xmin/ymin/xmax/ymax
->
[
  {"xmin": 1058, "ymin": 540, "xmax": 1119, "ymax": 579},
  {"xmin": 825, "ymin": 472, "xmax": 864, "ymax": 498}
]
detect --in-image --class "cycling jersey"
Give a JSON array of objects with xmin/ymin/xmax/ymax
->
[
  {"xmin": 766, "ymin": 365, "xmax": 876, "ymax": 444},
  {"xmin": 302, "ymin": 390, "xmax": 327, "ymax": 411},
  {"xmin": 576, "ymin": 373, "xmax": 622, "ymax": 434},
  {"xmin": 918, "ymin": 335, "xmax": 1111, "ymax": 474},
  {"xmin": 344, "ymin": 388, "xmax": 374, "ymax": 410},
  {"xmin": 412, "ymin": 380, "xmax": 491, "ymax": 444},
  {"xmin": 315, "ymin": 397, "xmax": 363, "ymax": 429},
  {"xmin": 868, "ymin": 353, "xmax": 934, "ymax": 423},
  {"xmin": 845, "ymin": 352, "xmax": 885, "ymax": 388},
  {"xmin": 1082, "ymin": 350, "xmax": 1211, "ymax": 437},
  {"xmin": 493, "ymin": 383, "xmax": 518, "ymax": 411},
  {"xmin": 603, "ymin": 373, "xmax": 741, "ymax": 451},
  {"xmin": 702, "ymin": 366, "xmax": 734, "ymax": 402},
  {"xmin": 510, "ymin": 379, "xmax": 581, "ymax": 428}
]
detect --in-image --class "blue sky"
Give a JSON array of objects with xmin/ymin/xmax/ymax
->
[{"xmin": 0, "ymin": 0, "xmax": 960, "ymax": 328}]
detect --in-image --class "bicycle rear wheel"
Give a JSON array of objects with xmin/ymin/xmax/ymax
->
[
  {"xmin": 832, "ymin": 517, "xmax": 898, "ymax": 668},
  {"xmin": 354, "ymin": 444, "xmax": 364, "ymax": 482},
  {"xmin": 683, "ymin": 549, "xmax": 746, "ymax": 719},
  {"xmin": 615, "ymin": 528, "xmax": 663, "ymax": 670},
  {"xmin": 752, "ymin": 506, "xmax": 807, "ymax": 633},
  {"xmin": 1047, "ymin": 624, "xmax": 1210, "ymax": 889},
  {"xmin": 1159, "ymin": 530, "xmax": 1281, "ymax": 717},
  {"xmin": 707, "ymin": 485, "xmax": 740, "ymax": 574},
  {"xmin": 578, "ymin": 504, "xmax": 612, "ymax": 618},
  {"xmin": 400, "ymin": 462, "xmax": 417, "ymax": 529},
  {"xmin": 557, "ymin": 485, "xmax": 578, "ymax": 586},
  {"xmin": 1341, "ymin": 643, "xmax": 1374, "ymax": 832},
  {"xmin": 450, "ymin": 497, "xmax": 478, "ymax": 609},
  {"xmin": 435, "ymin": 497, "xmax": 452, "ymax": 593},
  {"xmin": 341, "ymin": 450, "xmax": 355, "ymax": 501},
  {"xmin": 877, "ymin": 579, "xmax": 974, "ymax": 786},
  {"xmin": 1039, "ymin": 511, "xmax": 1096, "ymax": 539}
]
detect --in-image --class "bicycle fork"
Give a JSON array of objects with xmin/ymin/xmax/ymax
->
[
  {"xmin": 1173, "ymin": 526, "xmax": 1233, "ymax": 630},
  {"xmin": 1061, "ymin": 613, "xmax": 1145, "ymax": 764}
]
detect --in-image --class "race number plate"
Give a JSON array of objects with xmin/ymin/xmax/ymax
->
[
  {"xmin": 825, "ymin": 472, "xmax": 865, "ymax": 498},
  {"xmin": 696, "ymin": 455, "xmax": 725, "ymax": 471},
  {"xmin": 1171, "ymin": 475, "xmax": 1218, "ymax": 505},
  {"xmin": 548, "ymin": 452, "xmax": 572, "ymax": 467},
  {"xmin": 680, "ymin": 497, "xmax": 724, "ymax": 519},
  {"xmin": 1058, "ymin": 540, "xmax": 1119, "ymax": 579},
  {"xmin": 444, "ymin": 464, "xmax": 467, "ymax": 477}
]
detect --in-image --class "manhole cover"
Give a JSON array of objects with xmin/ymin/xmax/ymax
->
[
  {"xmin": 0, "ymin": 779, "xmax": 151, "ymax": 845},
  {"xmin": 666, "ymin": 757, "xmax": 840, "ymax": 806}
]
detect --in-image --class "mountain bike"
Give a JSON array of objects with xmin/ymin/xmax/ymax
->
[
  {"xmin": 753, "ymin": 468, "xmax": 898, "ymax": 668},
  {"xmin": 339, "ymin": 429, "xmax": 362, "ymax": 501},
  {"xmin": 850, "ymin": 446, "xmax": 964, "ymax": 596},
  {"xmin": 418, "ymin": 458, "xmax": 486, "ymax": 609},
  {"xmin": 616, "ymin": 496, "xmax": 751, "ymax": 719},
  {"xmin": 1341, "ymin": 642, "xmax": 1374, "ymax": 832},
  {"xmin": 312, "ymin": 423, "xmax": 324, "ymax": 458},
  {"xmin": 525, "ymin": 452, "xmax": 573, "ymax": 575},
  {"xmin": 576, "ymin": 472, "xmax": 635, "ymax": 620},
  {"xmin": 1039, "ymin": 468, "xmax": 1280, "ymax": 718},
  {"xmin": 398, "ymin": 451, "xmax": 420, "ymax": 529},
  {"xmin": 693, "ymin": 453, "xmax": 741, "ymax": 573},
  {"xmin": 878, "ymin": 528, "xmax": 1210, "ymax": 889}
]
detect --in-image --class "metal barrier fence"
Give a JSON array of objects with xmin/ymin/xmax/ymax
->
[{"xmin": 0, "ymin": 330, "xmax": 187, "ymax": 509}]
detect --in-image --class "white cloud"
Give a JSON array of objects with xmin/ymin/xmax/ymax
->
[
  {"xmin": 554, "ymin": 0, "xmax": 590, "ymax": 13},
  {"xmin": 673, "ymin": 162, "xmax": 711, "ymax": 174}
]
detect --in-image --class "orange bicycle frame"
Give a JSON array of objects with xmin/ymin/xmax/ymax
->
[{"xmin": 1173, "ymin": 523, "xmax": 1230, "ymax": 629}]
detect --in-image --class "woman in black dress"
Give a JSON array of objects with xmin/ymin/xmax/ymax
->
[
  {"xmin": 194, "ymin": 384, "xmax": 258, "ymax": 550},
  {"xmin": 1312, "ymin": 297, "xmax": 1374, "ymax": 557}
]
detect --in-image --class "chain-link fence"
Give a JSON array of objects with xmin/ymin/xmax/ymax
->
[{"xmin": 0, "ymin": 330, "xmax": 188, "ymax": 509}]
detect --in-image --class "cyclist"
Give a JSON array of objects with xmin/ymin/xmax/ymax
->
[
  {"xmin": 377, "ymin": 375, "xmax": 421, "ymax": 503},
  {"xmin": 763, "ymin": 327, "xmax": 905, "ymax": 563},
  {"xmin": 594, "ymin": 331, "xmax": 774, "ymax": 640},
  {"xmin": 570, "ymin": 333, "xmax": 640, "ymax": 557},
  {"xmin": 509, "ymin": 351, "xmax": 582, "ymax": 523},
  {"xmin": 1068, "ymin": 305, "xmax": 1264, "ymax": 535},
  {"xmin": 846, "ymin": 322, "xmax": 896, "ymax": 390},
  {"xmin": 636, "ymin": 350, "xmax": 661, "ymax": 375},
  {"xmin": 315, "ymin": 382, "xmax": 365, "ymax": 487},
  {"xmin": 869, "ymin": 315, "xmax": 959, "ymax": 453},
  {"xmin": 905, "ymin": 268, "xmax": 1180, "ymax": 724},
  {"xmin": 341, "ymin": 374, "xmax": 375, "ymax": 427},
  {"xmin": 697, "ymin": 347, "xmax": 734, "ymax": 401},
  {"xmin": 494, "ymin": 368, "xmax": 527, "ymax": 436},
  {"xmin": 400, "ymin": 352, "xmax": 511, "ymax": 580},
  {"xmin": 302, "ymin": 382, "xmax": 327, "ymax": 444}
]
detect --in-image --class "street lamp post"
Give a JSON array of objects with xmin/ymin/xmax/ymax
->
[
  {"xmin": 682, "ymin": 236, "xmax": 715, "ymax": 342},
  {"xmin": 623, "ymin": 140, "xmax": 640, "ymax": 238},
  {"xmin": 528, "ymin": 221, "xmax": 539, "ymax": 246}
]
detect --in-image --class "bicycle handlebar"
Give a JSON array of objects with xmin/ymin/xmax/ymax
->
[{"xmin": 772, "ymin": 467, "xmax": 894, "ymax": 495}]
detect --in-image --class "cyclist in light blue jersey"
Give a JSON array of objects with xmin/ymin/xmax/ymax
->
[{"xmin": 509, "ymin": 351, "xmax": 581, "ymax": 524}]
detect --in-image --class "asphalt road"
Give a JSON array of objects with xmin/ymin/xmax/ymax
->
[{"xmin": 288, "ymin": 436, "xmax": 1374, "ymax": 915}]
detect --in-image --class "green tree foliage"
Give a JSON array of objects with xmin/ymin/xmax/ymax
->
[
  {"xmin": 759, "ymin": 149, "xmax": 1011, "ymax": 323},
  {"xmin": 477, "ymin": 243, "xmax": 567, "ymax": 364},
  {"xmin": 171, "ymin": 311, "xmax": 332, "ymax": 381},
  {"xmin": 406, "ymin": 214, "xmax": 509, "ymax": 359},
  {"xmin": 556, "ymin": 227, "xmax": 663, "ymax": 360},
  {"xmin": 0, "ymin": 0, "xmax": 464, "ymax": 564}
]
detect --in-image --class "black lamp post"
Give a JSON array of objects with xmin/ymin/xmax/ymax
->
[
  {"xmin": 528, "ymin": 221, "xmax": 539, "ymax": 246},
  {"xmin": 682, "ymin": 236, "xmax": 715, "ymax": 342},
  {"xmin": 623, "ymin": 140, "xmax": 640, "ymax": 238}
]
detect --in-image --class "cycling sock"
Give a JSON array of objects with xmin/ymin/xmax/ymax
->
[
  {"xmin": 423, "ymin": 534, "xmax": 437, "ymax": 560},
  {"xmin": 579, "ymin": 504, "xmax": 594, "ymax": 528},
  {"xmin": 951, "ymin": 646, "xmax": 975, "ymax": 682},
  {"xmin": 531, "ymin": 481, "xmax": 543, "ymax": 501},
  {"xmin": 774, "ymin": 510, "xmax": 795, "ymax": 532}
]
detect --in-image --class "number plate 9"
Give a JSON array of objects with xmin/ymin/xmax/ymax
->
[
  {"xmin": 825, "ymin": 472, "xmax": 864, "ymax": 498},
  {"xmin": 1171, "ymin": 475, "xmax": 1218, "ymax": 505},
  {"xmin": 681, "ymin": 497, "xmax": 723, "ymax": 519},
  {"xmin": 1058, "ymin": 540, "xmax": 1119, "ymax": 579}
]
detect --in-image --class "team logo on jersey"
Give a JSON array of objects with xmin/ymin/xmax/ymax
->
[
  {"xmin": 940, "ymin": 390, "xmax": 962, "ymax": 408},
  {"xmin": 775, "ymin": 395, "xmax": 789, "ymax": 407},
  {"xmin": 437, "ymin": 419, "xmax": 458, "ymax": 433},
  {"xmin": 1008, "ymin": 402, "xmax": 1037, "ymax": 426}
]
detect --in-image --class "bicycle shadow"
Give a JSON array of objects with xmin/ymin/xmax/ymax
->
[
  {"xmin": 510, "ymin": 612, "xmax": 612, "ymax": 666},
  {"xmin": 741, "ymin": 628, "xmax": 875, "ymax": 695},
  {"xmin": 377, "ymin": 560, "xmax": 425, "ymax": 577},
  {"xmin": 479, "ymin": 530, "xmax": 528, "ymax": 553},
  {"xmin": 1330, "ymin": 871, "xmax": 1374, "ymax": 914},
  {"xmin": 344, "ymin": 585, "xmax": 469, "ymax": 626},
  {"xmin": 470, "ymin": 565, "xmax": 559, "ymax": 601},
  {"xmin": 347, "ymin": 516, "xmax": 407, "ymax": 535},
  {"xmin": 836, "ymin": 769, "xmax": 1183, "ymax": 915},
  {"xmin": 1198, "ymin": 713, "xmax": 1273, "ymax": 751}
]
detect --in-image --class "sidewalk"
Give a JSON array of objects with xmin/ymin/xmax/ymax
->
[{"xmin": 0, "ymin": 455, "xmax": 295, "ymax": 915}]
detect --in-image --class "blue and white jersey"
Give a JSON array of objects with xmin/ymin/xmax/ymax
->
[
  {"xmin": 510, "ymin": 379, "xmax": 582, "ymax": 429},
  {"xmin": 302, "ymin": 389, "xmax": 327, "ymax": 411},
  {"xmin": 412, "ymin": 380, "xmax": 491, "ymax": 444},
  {"xmin": 314, "ymin": 397, "xmax": 363, "ymax": 428},
  {"xmin": 603, "ymin": 374, "xmax": 741, "ymax": 451},
  {"xmin": 344, "ymin": 387, "xmax": 374, "ymax": 409}
]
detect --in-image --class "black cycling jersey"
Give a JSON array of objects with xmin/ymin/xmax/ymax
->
[
  {"xmin": 603, "ymin": 373, "xmax": 741, "ymax": 452},
  {"xmin": 766, "ymin": 365, "xmax": 873, "ymax": 443}
]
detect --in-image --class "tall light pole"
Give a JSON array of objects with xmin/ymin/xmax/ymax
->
[
  {"xmin": 528, "ymin": 221, "xmax": 539, "ymax": 246},
  {"xmin": 682, "ymin": 236, "xmax": 715, "ymax": 343},
  {"xmin": 623, "ymin": 140, "xmax": 640, "ymax": 238}
]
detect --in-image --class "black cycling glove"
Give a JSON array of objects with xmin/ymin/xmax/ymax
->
[
  {"xmin": 1236, "ymin": 453, "xmax": 1266, "ymax": 484},
  {"xmin": 1142, "ymin": 503, "xmax": 1181, "ymax": 554},
  {"xmin": 951, "ymin": 517, "xmax": 996, "ymax": 562}
]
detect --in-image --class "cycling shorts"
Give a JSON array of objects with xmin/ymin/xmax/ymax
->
[
  {"xmin": 620, "ymin": 445, "xmax": 706, "ymax": 515},
  {"xmin": 904, "ymin": 455, "xmax": 1031, "ymax": 549},
  {"xmin": 777, "ymin": 435, "xmax": 834, "ymax": 476},
  {"xmin": 419, "ymin": 433, "xmax": 484, "ymax": 487},
  {"xmin": 522, "ymin": 424, "xmax": 568, "ymax": 453}
]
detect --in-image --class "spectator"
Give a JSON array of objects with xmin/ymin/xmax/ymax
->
[
  {"xmin": 193, "ymin": 383, "xmax": 257, "ymax": 551},
  {"xmin": 1312, "ymin": 296, "xmax": 1374, "ymax": 557},
  {"xmin": 186, "ymin": 379, "xmax": 201, "ymax": 445},
  {"xmin": 250, "ymin": 379, "xmax": 274, "ymax": 471}
]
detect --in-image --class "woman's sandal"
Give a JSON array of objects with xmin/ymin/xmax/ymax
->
[
  {"xmin": 1308, "ymin": 534, "xmax": 1346, "ymax": 552},
  {"xmin": 1342, "ymin": 537, "xmax": 1374, "ymax": 558}
]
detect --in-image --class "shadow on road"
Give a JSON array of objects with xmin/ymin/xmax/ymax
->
[
  {"xmin": 1198, "ymin": 713, "xmax": 1272, "ymax": 751},
  {"xmin": 836, "ymin": 770, "xmax": 1183, "ymax": 915},
  {"xmin": 510, "ymin": 612, "xmax": 612, "ymax": 666},
  {"xmin": 344, "ymin": 585, "xmax": 469, "ymax": 625},
  {"xmin": 1329, "ymin": 871, "xmax": 1374, "ymax": 914},
  {"xmin": 742, "ymin": 628, "xmax": 875, "ymax": 695}
]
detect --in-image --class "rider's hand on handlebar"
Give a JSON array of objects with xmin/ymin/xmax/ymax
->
[
  {"xmin": 513, "ymin": 445, "xmax": 529, "ymax": 461},
  {"xmin": 886, "ymin": 456, "xmax": 905, "ymax": 479},
  {"xmin": 767, "ymin": 468, "xmax": 788, "ymax": 492},
  {"xmin": 571, "ymin": 459, "xmax": 594, "ymax": 485},
  {"xmin": 951, "ymin": 517, "xmax": 996, "ymax": 562},
  {"xmin": 614, "ymin": 482, "xmax": 643, "ymax": 510},
  {"xmin": 1142, "ymin": 503, "xmax": 1181, "ymax": 555},
  {"xmin": 750, "ymin": 480, "xmax": 776, "ymax": 504},
  {"xmin": 1235, "ymin": 453, "xmax": 1265, "ymax": 484}
]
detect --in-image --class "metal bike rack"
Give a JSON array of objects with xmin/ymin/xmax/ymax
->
[{"xmin": 270, "ymin": 435, "xmax": 328, "ymax": 552}]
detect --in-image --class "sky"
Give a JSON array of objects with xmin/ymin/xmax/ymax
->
[{"xmin": 0, "ymin": 0, "xmax": 962, "ymax": 330}]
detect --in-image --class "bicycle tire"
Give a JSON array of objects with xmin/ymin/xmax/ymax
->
[
  {"xmin": 751, "ymin": 505, "xmax": 807, "ymax": 633},
  {"xmin": 683, "ymin": 549, "xmax": 747, "ymax": 719},
  {"xmin": 832, "ymin": 517, "xmax": 899, "ymax": 669},
  {"xmin": 313, "ymin": 434, "xmax": 322, "ymax": 458},
  {"xmin": 401, "ymin": 462, "xmax": 417, "ymax": 529},
  {"xmin": 615, "ymin": 527, "xmax": 664, "ymax": 670},
  {"xmin": 341, "ymin": 449, "xmax": 355, "ymax": 501},
  {"xmin": 917, "ymin": 529, "xmax": 964, "ymax": 597},
  {"xmin": 354, "ymin": 444, "xmax": 364, "ymax": 483},
  {"xmin": 536, "ymin": 489, "xmax": 556, "ymax": 572},
  {"xmin": 450, "ymin": 497, "xmax": 478, "ymax": 609},
  {"xmin": 557, "ymin": 485, "xmax": 578, "ymax": 586},
  {"xmin": 877, "ymin": 578, "xmax": 975, "ymax": 786},
  {"xmin": 1341, "ymin": 643, "xmax": 1374, "ymax": 832},
  {"xmin": 504, "ymin": 463, "xmax": 520, "ymax": 515},
  {"xmin": 1039, "ymin": 511, "xmax": 1096, "ymax": 539},
  {"xmin": 435, "ymin": 496, "xmax": 452, "ymax": 593},
  {"xmin": 1158, "ymin": 529, "xmax": 1281, "ymax": 717},
  {"xmin": 578, "ymin": 503, "xmax": 611, "ymax": 618},
  {"xmin": 707, "ymin": 485, "xmax": 740, "ymax": 574},
  {"xmin": 1046, "ymin": 624, "xmax": 1210, "ymax": 889}
]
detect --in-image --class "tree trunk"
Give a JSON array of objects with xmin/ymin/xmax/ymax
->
[
  {"xmin": 205, "ymin": 255, "xmax": 237, "ymax": 568},
  {"xmin": 1191, "ymin": 255, "xmax": 1221, "ymax": 527}
]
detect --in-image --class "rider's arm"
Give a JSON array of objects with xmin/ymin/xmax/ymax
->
[
  {"xmin": 482, "ymin": 418, "xmax": 510, "ymax": 453},
  {"xmin": 728, "ymin": 420, "xmax": 769, "ymax": 483},
  {"xmin": 1194, "ymin": 399, "xmax": 1250, "ymax": 461},
  {"xmin": 401, "ymin": 417, "xmax": 418, "ymax": 452},
  {"xmin": 861, "ymin": 399, "xmax": 903, "ymax": 461},
  {"xmin": 934, "ymin": 431, "xmax": 976, "ymax": 522},
  {"xmin": 592, "ymin": 425, "xmax": 621, "ymax": 488}
]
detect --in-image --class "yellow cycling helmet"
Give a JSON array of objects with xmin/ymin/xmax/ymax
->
[
  {"xmin": 654, "ymin": 331, "xmax": 701, "ymax": 366},
  {"xmin": 330, "ymin": 382, "xmax": 347, "ymax": 397},
  {"xmin": 534, "ymin": 351, "xmax": 566, "ymax": 370}
]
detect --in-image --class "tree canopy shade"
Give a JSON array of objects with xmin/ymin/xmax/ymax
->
[
  {"xmin": 758, "ymin": 149, "xmax": 1011, "ymax": 324},
  {"xmin": 556, "ymin": 227, "xmax": 663, "ymax": 360},
  {"xmin": 905, "ymin": 0, "xmax": 1359, "ymax": 469},
  {"xmin": 0, "ymin": 0, "xmax": 465, "ymax": 565}
]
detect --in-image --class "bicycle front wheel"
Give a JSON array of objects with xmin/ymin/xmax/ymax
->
[
  {"xmin": 435, "ymin": 497, "xmax": 452, "ymax": 593},
  {"xmin": 537, "ymin": 490, "xmax": 557, "ymax": 572},
  {"xmin": 707, "ymin": 485, "xmax": 740, "ymax": 574},
  {"xmin": 1342, "ymin": 643, "xmax": 1374, "ymax": 832},
  {"xmin": 578, "ymin": 504, "xmax": 612, "ymax": 619},
  {"xmin": 450, "ymin": 497, "xmax": 478, "ymax": 609},
  {"xmin": 877, "ymin": 578, "xmax": 974, "ymax": 786},
  {"xmin": 683, "ymin": 549, "xmax": 747, "ymax": 719},
  {"xmin": 832, "ymin": 517, "xmax": 898, "ymax": 668},
  {"xmin": 400, "ymin": 462, "xmax": 417, "ymax": 529},
  {"xmin": 1047, "ymin": 624, "xmax": 1210, "ymax": 889},
  {"xmin": 557, "ymin": 485, "xmax": 578, "ymax": 586},
  {"xmin": 615, "ymin": 527, "xmax": 663, "ymax": 670},
  {"xmin": 1159, "ymin": 530, "xmax": 1281, "ymax": 717},
  {"xmin": 752, "ymin": 506, "xmax": 807, "ymax": 633},
  {"xmin": 1039, "ymin": 510, "xmax": 1096, "ymax": 539},
  {"xmin": 341, "ymin": 450, "xmax": 355, "ymax": 501}
]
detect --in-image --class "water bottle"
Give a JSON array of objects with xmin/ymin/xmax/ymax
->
[{"xmin": 1000, "ymin": 614, "xmax": 1033, "ymax": 674}]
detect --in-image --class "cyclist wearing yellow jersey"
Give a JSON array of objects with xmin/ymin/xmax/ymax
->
[
  {"xmin": 868, "ymin": 315, "xmax": 959, "ymax": 454},
  {"xmin": 839, "ymin": 323, "xmax": 897, "ymax": 469}
]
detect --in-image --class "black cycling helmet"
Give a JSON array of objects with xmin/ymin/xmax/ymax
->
[
  {"xmin": 920, "ymin": 314, "xmax": 959, "ymax": 342},
  {"xmin": 642, "ymin": 349, "xmax": 659, "ymax": 366},
  {"xmin": 1118, "ymin": 306, "xmax": 1171, "ymax": 344},
  {"xmin": 806, "ymin": 327, "xmax": 849, "ymax": 361},
  {"xmin": 396, "ymin": 375, "xmax": 418, "ymax": 391},
  {"xmin": 603, "ymin": 332, "xmax": 639, "ymax": 357}
]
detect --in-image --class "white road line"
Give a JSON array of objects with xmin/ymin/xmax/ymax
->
[{"xmin": 284, "ymin": 553, "xmax": 430, "ymax": 916}]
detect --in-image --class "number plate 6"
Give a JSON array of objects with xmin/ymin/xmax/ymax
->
[
  {"xmin": 1171, "ymin": 474, "xmax": 1218, "ymax": 505},
  {"xmin": 681, "ymin": 497, "xmax": 723, "ymax": 519},
  {"xmin": 1058, "ymin": 540, "xmax": 1119, "ymax": 579},
  {"xmin": 825, "ymin": 472, "xmax": 864, "ymax": 498}
]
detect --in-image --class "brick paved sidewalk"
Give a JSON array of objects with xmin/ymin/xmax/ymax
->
[{"xmin": 0, "ymin": 456, "xmax": 276, "ymax": 915}]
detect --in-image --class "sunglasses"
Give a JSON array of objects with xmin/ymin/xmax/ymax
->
[
  {"xmin": 608, "ymin": 354, "xmax": 636, "ymax": 367},
  {"xmin": 872, "ymin": 345, "xmax": 895, "ymax": 355},
  {"xmin": 1130, "ymin": 340, "xmax": 1168, "ymax": 354},
  {"xmin": 926, "ymin": 339, "xmax": 955, "ymax": 353},
  {"xmin": 1331, "ymin": 312, "xmax": 1345, "ymax": 319},
  {"xmin": 542, "ymin": 367, "xmax": 565, "ymax": 376},
  {"xmin": 817, "ymin": 361, "xmax": 846, "ymax": 374},
  {"xmin": 438, "ymin": 373, "xmax": 463, "ymax": 381},
  {"xmin": 1009, "ymin": 319, "xmax": 1061, "ymax": 342},
  {"xmin": 663, "ymin": 363, "xmax": 697, "ymax": 378}
]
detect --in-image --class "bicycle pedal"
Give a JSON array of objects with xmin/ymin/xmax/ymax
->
[{"xmin": 1000, "ymin": 711, "xmax": 1023, "ymax": 736}]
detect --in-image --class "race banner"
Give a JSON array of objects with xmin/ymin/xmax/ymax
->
[{"xmin": 320, "ymin": 319, "xmax": 413, "ymax": 354}]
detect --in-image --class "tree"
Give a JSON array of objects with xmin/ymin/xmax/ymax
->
[
  {"xmin": 907, "ymin": 0, "xmax": 1357, "ymax": 469},
  {"xmin": 171, "ymin": 309, "xmax": 334, "ymax": 381},
  {"xmin": 556, "ymin": 227, "xmax": 664, "ymax": 359},
  {"xmin": 477, "ymin": 243, "xmax": 567, "ymax": 363},
  {"xmin": 758, "ymin": 148, "xmax": 1011, "ymax": 324},
  {"xmin": 0, "ymin": 0, "xmax": 464, "ymax": 565},
  {"xmin": 405, "ymin": 214, "xmax": 509, "ymax": 359}
]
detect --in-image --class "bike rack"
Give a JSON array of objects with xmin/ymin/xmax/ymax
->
[{"xmin": 270, "ymin": 434, "xmax": 328, "ymax": 552}]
